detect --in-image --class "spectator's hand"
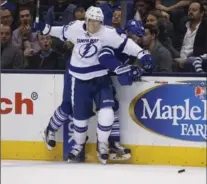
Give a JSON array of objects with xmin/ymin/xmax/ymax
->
[
  {"xmin": 156, "ymin": 4, "xmax": 170, "ymax": 12},
  {"xmin": 24, "ymin": 48, "xmax": 34, "ymax": 57},
  {"xmin": 174, "ymin": 58, "xmax": 186, "ymax": 68},
  {"xmin": 161, "ymin": 11, "xmax": 170, "ymax": 20},
  {"xmin": 63, "ymin": 41, "xmax": 74, "ymax": 51},
  {"xmin": 20, "ymin": 25, "xmax": 31, "ymax": 40}
]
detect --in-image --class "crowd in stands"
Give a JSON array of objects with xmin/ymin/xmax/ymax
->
[{"xmin": 1, "ymin": 0, "xmax": 207, "ymax": 73}]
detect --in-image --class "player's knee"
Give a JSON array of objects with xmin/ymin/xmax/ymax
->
[
  {"xmin": 73, "ymin": 119, "xmax": 88, "ymax": 128},
  {"xmin": 98, "ymin": 107, "xmax": 114, "ymax": 126}
]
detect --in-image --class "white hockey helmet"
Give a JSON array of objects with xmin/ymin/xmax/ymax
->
[{"xmin": 85, "ymin": 6, "xmax": 104, "ymax": 23}]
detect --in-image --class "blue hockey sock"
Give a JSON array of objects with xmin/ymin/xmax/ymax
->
[
  {"xmin": 109, "ymin": 112, "xmax": 120, "ymax": 142},
  {"xmin": 48, "ymin": 106, "xmax": 70, "ymax": 132}
]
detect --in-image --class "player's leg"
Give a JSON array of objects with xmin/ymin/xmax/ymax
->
[
  {"xmin": 109, "ymin": 97, "xmax": 131, "ymax": 161},
  {"xmin": 43, "ymin": 71, "xmax": 72, "ymax": 150},
  {"xmin": 67, "ymin": 76, "xmax": 94, "ymax": 162},
  {"xmin": 95, "ymin": 76, "xmax": 115, "ymax": 164}
]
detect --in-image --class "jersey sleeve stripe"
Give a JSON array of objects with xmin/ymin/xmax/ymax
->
[
  {"xmin": 62, "ymin": 25, "xmax": 68, "ymax": 41},
  {"xmin": 117, "ymin": 38, "xmax": 128, "ymax": 53}
]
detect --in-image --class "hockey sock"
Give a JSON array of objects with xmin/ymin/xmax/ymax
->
[
  {"xmin": 48, "ymin": 106, "xmax": 70, "ymax": 132},
  {"xmin": 109, "ymin": 111, "xmax": 120, "ymax": 143},
  {"xmin": 73, "ymin": 119, "xmax": 88, "ymax": 145},
  {"xmin": 97, "ymin": 107, "xmax": 114, "ymax": 143}
]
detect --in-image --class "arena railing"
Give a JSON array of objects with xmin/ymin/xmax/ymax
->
[{"xmin": 1, "ymin": 69, "xmax": 206, "ymax": 78}]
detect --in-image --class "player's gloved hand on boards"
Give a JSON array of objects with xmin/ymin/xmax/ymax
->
[
  {"xmin": 137, "ymin": 50, "xmax": 154, "ymax": 72},
  {"xmin": 114, "ymin": 65, "xmax": 144, "ymax": 86},
  {"xmin": 41, "ymin": 24, "xmax": 51, "ymax": 35}
]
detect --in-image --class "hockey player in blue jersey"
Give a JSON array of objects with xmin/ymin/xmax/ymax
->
[
  {"xmin": 41, "ymin": 6, "xmax": 153, "ymax": 164},
  {"xmin": 98, "ymin": 19, "xmax": 150, "ymax": 161}
]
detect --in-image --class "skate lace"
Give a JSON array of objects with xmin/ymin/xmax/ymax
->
[
  {"xmin": 71, "ymin": 144, "xmax": 83, "ymax": 156},
  {"xmin": 99, "ymin": 142, "xmax": 108, "ymax": 154},
  {"xmin": 48, "ymin": 130, "xmax": 55, "ymax": 141}
]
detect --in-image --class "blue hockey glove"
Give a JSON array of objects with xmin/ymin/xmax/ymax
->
[
  {"xmin": 32, "ymin": 22, "xmax": 46, "ymax": 33},
  {"xmin": 131, "ymin": 66, "xmax": 144, "ymax": 82},
  {"xmin": 114, "ymin": 65, "xmax": 144, "ymax": 86},
  {"xmin": 138, "ymin": 50, "xmax": 154, "ymax": 72}
]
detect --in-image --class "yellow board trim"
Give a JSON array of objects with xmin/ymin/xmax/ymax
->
[{"xmin": 1, "ymin": 141, "xmax": 206, "ymax": 167}]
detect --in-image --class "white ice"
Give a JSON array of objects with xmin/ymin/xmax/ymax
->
[{"xmin": 1, "ymin": 160, "xmax": 206, "ymax": 184}]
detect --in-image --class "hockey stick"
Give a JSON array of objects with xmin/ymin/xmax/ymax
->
[{"xmin": 34, "ymin": 0, "xmax": 40, "ymax": 32}]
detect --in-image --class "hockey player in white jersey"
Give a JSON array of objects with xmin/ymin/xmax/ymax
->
[{"xmin": 41, "ymin": 6, "xmax": 153, "ymax": 164}]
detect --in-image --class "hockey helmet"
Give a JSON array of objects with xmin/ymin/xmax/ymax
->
[
  {"xmin": 85, "ymin": 6, "xmax": 104, "ymax": 23},
  {"xmin": 125, "ymin": 19, "xmax": 145, "ymax": 37}
]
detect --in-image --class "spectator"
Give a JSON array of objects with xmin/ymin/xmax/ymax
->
[
  {"xmin": 156, "ymin": 0, "xmax": 191, "ymax": 13},
  {"xmin": 73, "ymin": 6, "xmax": 85, "ymax": 20},
  {"xmin": 134, "ymin": 0, "xmax": 156, "ymax": 22},
  {"xmin": 180, "ymin": 1, "xmax": 207, "ymax": 58},
  {"xmin": 12, "ymin": 7, "xmax": 40, "ymax": 54},
  {"xmin": 96, "ymin": 1, "xmax": 106, "ymax": 6},
  {"xmin": 142, "ymin": 24, "xmax": 173, "ymax": 72},
  {"xmin": 0, "ymin": 8, "xmax": 15, "ymax": 30},
  {"xmin": 99, "ymin": 0, "xmax": 133, "ymax": 26},
  {"xmin": 0, "ymin": 24, "xmax": 23, "ymax": 69},
  {"xmin": 99, "ymin": 0, "xmax": 121, "ymax": 26},
  {"xmin": 24, "ymin": 34, "xmax": 65, "ymax": 69},
  {"xmin": 45, "ymin": 0, "xmax": 76, "ymax": 26},
  {"xmin": 112, "ymin": 8, "xmax": 122, "ymax": 28},
  {"xmin": 73, "ymin": 0, "xmax": 96, "ymax": 10},
  {"xmin": 0, "ymin": 0, "xmax": 16, "ymax": 12},
  {"xmin": 17, "ymin": 0, "xmax": 35, "ymax": 17},
  {"xmin": 146, "ymin": 10, "xmax": 180, "ymax": 58}
]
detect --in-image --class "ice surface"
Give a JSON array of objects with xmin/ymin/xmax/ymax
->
[{"xmin": 1, "ymin": 160, "xmax": 206, "ymax": 184}]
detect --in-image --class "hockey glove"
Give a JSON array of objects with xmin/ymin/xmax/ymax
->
[
  {"xmin": 114, "ymin": 65, "xmax": 144, "ymax": 86},
  {"xmin": 138, "ymin": 50, "xmax": 154, "ymax": 72}
]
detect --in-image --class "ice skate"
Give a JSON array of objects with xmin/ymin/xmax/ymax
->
[
  {"xmin": 42, "ymin": 126, "xmax": 56, "ymax": 151},
  {"xmin": 67, "ymin": 144, "xmax": 85, "ymax": 163},
  {"xmin": 97, "ymin": 142, "xmax": 109, "ymax": 165},
  {"xmin": 109, "ymin": 142, "xmax": 131, "ymax": 161}
]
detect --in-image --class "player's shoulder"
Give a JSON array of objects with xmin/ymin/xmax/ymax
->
[
  {"xmin": 102, "ymin": 25, "xmax": 121, "ymax": 34},
  {"xmin": 103, "ymin": 25, "xmax": 116, "ymax": 31},
  {"xmin": 102, "ymin": 25, "xmax": 126, "ymax": 39},
  {"xmin": 64, "ymin": 20, "xmax": 84, "ymax": 30}
]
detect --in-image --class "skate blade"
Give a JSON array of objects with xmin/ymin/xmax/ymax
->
[
  {"xmin": 109, "ymin": 153, "xmax": 131, "ymax": 161},
  {"xmin": 97, "ymin": 152, "xmax": 107, "ymax": 165},
  {"xmin": 40, "ymin": 131, "xmax": 53, "ymax": 151},
  {"xmin": 67, "ymin": 158, "xmax": 82, "ymax": 163},
  {"xmin": 67, "ymin": 159, "xmax": 77, "ymax": 163}
]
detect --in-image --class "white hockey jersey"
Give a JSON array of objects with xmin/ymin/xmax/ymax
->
[{"xmin": 43, "ymin": 20, "xmax": 144, "ymax": 80}]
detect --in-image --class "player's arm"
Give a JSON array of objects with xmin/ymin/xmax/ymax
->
[
  {"xmin": 105, "ymin": 28, "xmax": 153, "ymax": 71},
  {"xmin": 41, "ymin": 21, "xmax": 76, "ymax": 41},
  {"xmin": 98, "ymin": 46, "xmax": 143, "ymax": 86},
  {"xmin": 42, "ymin": 25, "xmax": 64, "ymax": 40}
]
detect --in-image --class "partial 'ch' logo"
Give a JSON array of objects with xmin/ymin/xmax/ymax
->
[{"xmin": 129, "ymin": 81, "xmax": 207, "ymax": 142}]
